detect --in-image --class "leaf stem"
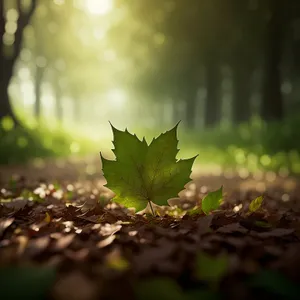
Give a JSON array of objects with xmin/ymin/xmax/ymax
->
[{"xmin": 149, "ymin": 201, "xmax": 155, "ymax": 216}]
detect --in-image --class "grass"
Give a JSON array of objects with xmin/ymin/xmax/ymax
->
[
  {"xmin": 132, "ymin": 116, "xmax": 300, "ymax": 175},
  {"xmin": 1, "ymin": 113, "xmax": 300, "ymax": 175},
  {"xmin": 0, "ymin": 114, "xmax": 99, "ymax": 165},
  {"xmin": 185, "ymin": 116, "xmax": 300, "ymax": 175}
]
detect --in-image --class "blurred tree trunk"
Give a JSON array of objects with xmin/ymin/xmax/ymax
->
[
  {"xmin": 289, "ymin": 34, "xmax": 300, "ymax": 114},
  {"xmin": 204, "ymin": 55, "xmax": 221, "ymax": 127},
  {"xmin": 180, "ymin": 68, "xmax": 199, "ymax": 129},
  {"xmin": 172, "ymin": 100, "xmax": 181, "ymax": 124},
  {"xmin": 232, "ymin": 63, "xmax": 253, "ymax": 124},
  {"xmin": 261, "ymin": 0, "xmax": 284, "ymax": 121},
  {"xmin": 34, "ymin": 66, "xmax": 44, "ymax": 120},
  {"xmin": 54, "ymin": 79, "xmax": 63, "ymax": 123},
  {"xmin": 0, "ymin": 63, "xmax": 15, "ymax": 121},
  {"xmin": 185, "ymin": 89, "xmax": 197, "ymax": 129},
  {"xmin": 0, "ymin": 0, "xmax": 37, "ymax": 124}
]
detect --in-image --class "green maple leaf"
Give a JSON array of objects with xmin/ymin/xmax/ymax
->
[{"xmin": 100, "ymin": 122, "xmax": 198, "ymax": 212}]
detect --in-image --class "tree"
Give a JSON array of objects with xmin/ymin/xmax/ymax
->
[
  {"xmin": 261, "ymin": 0, "xmax": 285, "ymax": 121},
  {"xmin": 0, "ymin": 0, "xmax": 36, "ymax": 123},
  {"xmin": 226, "ymin": 0, "xmax": 265, "ymax": 124},
  {"xmin": 25, "ymin": 0, "xmax": 76, "ymax": 123},
  {"xmin": 110, "ymin": 0, "xmax": 236, "ymax": 129},
  {"xmin": 289, "ymin": 23, "xmax": 300, "ymax": 114}
]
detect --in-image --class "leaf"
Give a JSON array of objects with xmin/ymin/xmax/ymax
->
[
  {"xmin": 137, "ymin": 201, "xmax": 167, "ymax": 216},
  {"xmin": 1, "ymin": 197, "xmax": 29, "ymax": 210},
  {"xmin": 254, "ymin": 220, "xmax": 272, "ymax": 229},
  {"xmin": 248, "ymin": 270, "xmax": 300, "ymax": 299},
  {"xmin": 0, "ymin": 266, "xmax": 56, "ymax": 300},
  {"xmin": 21, "ymin": 189, "xmax": 43, "ymax": 202},
  {"xmin": 201, "ymin": 186, "xmax": 223, "ymax": 215},
  {"xmin": 217, "ymin": 222, "xmax": 248, "ymax": 234},
  {"xmin": 187, "ymin": 206, "xmax": 202, "ymax": 216},
  {"xmin": 97, "ymin": 235, "xmax": 116, "ymax": 248},
  {"xmin": 251, "ymin": 228, "xmax": 294, "ymax": 238},
  {"xmin": 248, "ymin": 195, "xmax": 264, "ymax": 214},
  {"xmin": 0, "ymin": 217, "xmax": 14, "ymax": 237},
  {"xmin": 196, "ymin": 252, "xmax": 229, "ymax": 284},
  {"xmin": 44, "ymin": 212, "xmax": 51, "ymax": 223},
  {"xmin": 100, "ymin": 123, "xmax": 197, "ymax": 212},
  {"xmin": 105, "ymin": 248, "xmax": 130, "ymax": 271}
]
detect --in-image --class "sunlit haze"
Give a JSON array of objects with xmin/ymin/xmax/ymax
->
[
  {"xmin": 85, "ymin": 0, "xmax": 113, "ymax": 15},
  {"xmin": 2, "ymin": 0, "xmax": 300, "ymax": 176}
]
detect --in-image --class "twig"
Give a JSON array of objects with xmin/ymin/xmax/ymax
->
[{"xmin": 149, "ymin": 201, "xmax": 155, "ymax": 216}]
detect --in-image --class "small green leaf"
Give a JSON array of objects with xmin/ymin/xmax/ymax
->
[
  {"xmin": 254, "ymin": 220, "xmax": 272, "ymax": 229},
  {"xmin": 106, "ymin": 253, "xmax": 129, "ymax": 271},
  {"xmin": 21, "ymin": 189, "xmax": 43, "ymax": 202},
  {"xmin": 53, "ymin": 181, "xmax": 62, "ymax": 190},
  {"xmin": 249, "ymin": 195, "xmax": 264, "ymax": 213},
  {"xmin": 248, "ymin": 270, "xmax": 300, "ymax": 299},
  {"xmin": 0, "ymin": 266, "xmax": 56, "ymax": 300},
  {"xmin": 187, "ymin": 206, "xmax": 202, "ymax": 216},
  {"xmin": 196, "ymin": 252, "xmax": 229, "ymax": 284},
  {"xmin": 66, "ymin": 191, "xmax": 74, "ymax": 200},
  {"xmin": 201, "ymin": 186, "xmax": 223, "ymax": 215},
  {"xmin": 101, "ymin": 123, "xmax": 197, "ymax": 212}
]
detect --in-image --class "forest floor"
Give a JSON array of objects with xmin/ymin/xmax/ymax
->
[{"xmin": 0, "ymin": 155, "xmax": 300, "ymax": 300}]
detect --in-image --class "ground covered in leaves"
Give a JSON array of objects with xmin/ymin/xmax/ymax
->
[{"xmin": 1, "ymin": 158, "xmax": 300, "ymax": 300}]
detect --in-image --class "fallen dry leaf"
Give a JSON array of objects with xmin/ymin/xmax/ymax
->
[
  {"xmin": 52, "ymin": 234, "xmax": 75, "ymax": 251},
  {"xmin": 24, "ymin": 235, "xmax": 50, "ymax": 257},
  {"xmin": 0, "ymin": 217, "xmax": 14, "ymax": 237},
  {"xmin": 1, "ymin": 158, "xmax": 300, "ymax": 300},
  {"xmin": 251, "ymin": 228, "xmax": 295, "ymax": 238},
  {"xmin": 97, "ymin": 235, "xmax": 116, "ymax": 248}
]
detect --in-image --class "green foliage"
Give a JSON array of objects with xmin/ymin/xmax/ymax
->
[
  {"xmin": 1, "ymin": 116, "xmax": 15, "ymax": 131},
  {"xmin": 248, "ymin": 196, "xmax": 264, "ymax": 214},
  {"xmin": 131, "ymin": 117, "xmax": 300, "ymax": 175},
  {"xmin": 181, "ymin": 116, "xmax": 300, "ymax": 175},
  {"xmin": 196, "ymin": 252, "xmax": 229, "ymax": 285},
  {"xmin": 201, "ymin": 186, "xmax": 223, "ymax": 215},
  {"xmin": 0, "ymin": 116, "xmax": 95, "ymax": 165},
  {"xmin": 187, "ymin": 206, "xmax": 202, "ymax": 216},
  {"xmin": 3, "ymin": 114, "xmax": 300, "ymax": 177},
  {"xmin": 20, "ymin": 189, "xmax": 44, "ymax": 202},
  {"xmin": 0, "ymin": 266, "xmax": 56, "ymax": 300},
  {"xmin": 101, "ymin": 123, "xmax": 197, "ymax": 212}
]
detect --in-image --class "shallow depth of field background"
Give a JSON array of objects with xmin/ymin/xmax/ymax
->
[{"xmin": 1, "ymin": 0, "xmax": 300, "ymax": 177}]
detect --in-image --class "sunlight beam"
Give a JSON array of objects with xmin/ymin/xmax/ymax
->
[{"xmin": 85, "ymin": 0, "xmax": 113, "ymax": 15}]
